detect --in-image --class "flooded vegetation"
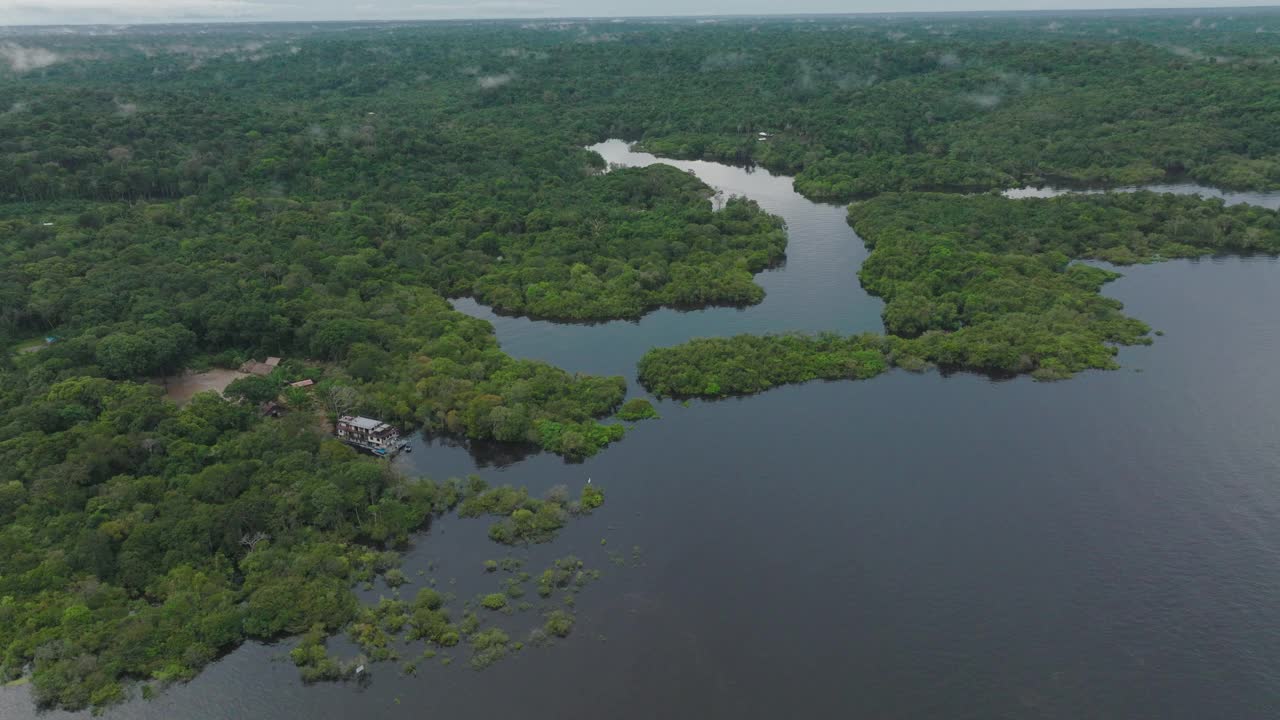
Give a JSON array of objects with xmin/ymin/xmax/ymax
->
[{"xmin": 5, "ymin": 12, "xmax": 1280, "ymax": 720}]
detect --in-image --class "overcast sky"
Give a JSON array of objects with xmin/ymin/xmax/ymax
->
[{"xmin": 3, "ymin": 0, "xmax": 1278, "ymax": 25}]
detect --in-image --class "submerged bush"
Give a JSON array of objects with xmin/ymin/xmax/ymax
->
[
  {"xmin": 617, "ymin": 398, "xmax": 659, "ymax": 421},
  {"xmin": 468, "ymin": 628, "xmax": 511, "ymax": 670},
  {"xmin": 462, "ymin": 478, "xmax": 601, "ymax": 545},
  {"xmin": 544, "ymin": 610, "xmax": 575, "ymax": 638},
  {"xmin": 579, "ymin": 485, "xmax": 605, "ymax": 513}
]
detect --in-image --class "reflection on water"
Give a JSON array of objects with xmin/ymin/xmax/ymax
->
[{"xmin": 9, "ymin": 146, "xmax": 1280, "ymax": 720}]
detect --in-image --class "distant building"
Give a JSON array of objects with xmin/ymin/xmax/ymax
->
[
  {"xmin": 265, "ymin": 357, "xmax": 282, "ymax": 367},
  {"xmin": 289, "ymin": 379, "xmax": 315, "ymax": 389},
  {"xmin": 240, "ymin": 361, "xmax": 272, "ymax": 376},
  {"xmin": 336, "ymin": 415, "xmax": 402, "ymax": 454}
]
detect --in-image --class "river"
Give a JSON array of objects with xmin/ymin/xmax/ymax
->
[
  {"xmin": 5, "ymin": 142, "xmax": 1280, "ymax": 719},
  {"xmin": 449, "ymin": 140, "xmax": 887, "ymax": 380}
]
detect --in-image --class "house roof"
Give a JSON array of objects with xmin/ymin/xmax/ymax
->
[
  {"xmin": 241, "ymin": 361, "xmax": 273, "ymax": 376},
  {"xmin": 265, "ymin": 357, "xmax": 282, "ymax": 366},
  {"xmin": 340, "ymin": 416, "xmax": 387, "ymax": 431},
  {"xmin": 290, "ymin": 379, "xmax": 315, "ymax": 388}
]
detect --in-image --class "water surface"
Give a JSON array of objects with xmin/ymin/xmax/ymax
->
[{"xmin": 7, "ymin": 145, "xmax": 1280, "ymax": 720}]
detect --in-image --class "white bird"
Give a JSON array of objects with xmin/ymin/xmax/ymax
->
[{"xmin": 587, "ymin": 477, "xmax": 592, "ymax": 484}]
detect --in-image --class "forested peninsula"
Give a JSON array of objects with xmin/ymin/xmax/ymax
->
[
  {"xmin": 5, "ymin": 11, "xmax": 1280, "ymax": 711},
  {"xmin": 640, "ymin": 191, "xmax": 1280, "ymax": 397}
]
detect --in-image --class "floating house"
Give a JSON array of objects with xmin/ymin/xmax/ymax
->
[{"xmin": 336, "ymin": 415, "xmax": 403, "ymax": 456}]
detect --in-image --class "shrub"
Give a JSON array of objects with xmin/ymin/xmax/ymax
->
[
  {"xmin": 544, "ymin": 610, "xmax": 575, "ymax": 638},
  {"xmin": 616, "ymin": 398, "xmax": 659, "ymax": 421}
]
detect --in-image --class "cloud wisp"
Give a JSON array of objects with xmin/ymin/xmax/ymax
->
[{"xmin": 0, "ymin": 42, "xmax": 62, "ymax": 71}]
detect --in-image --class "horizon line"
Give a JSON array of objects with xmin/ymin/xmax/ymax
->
[{"xmin": 3, "ymin": 5, "xmax": 1280, "ymax": 29}]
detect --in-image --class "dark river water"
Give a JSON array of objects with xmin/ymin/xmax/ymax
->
[{"xmin": 6, "ymin": 142, "xmax": 1280, "ymax": 719}]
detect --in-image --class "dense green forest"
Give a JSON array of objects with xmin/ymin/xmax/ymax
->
[
  {"xmin": 639, "ymin": 333, "xmax": 892, "ymax": 397},
  {"xmin": 852, "ymin": 191, "xmax": 1280, "ymax": 371},
  {"xmin": 0, "ymin": 376, "xmax": 604, "ymax": 708},
  {"xmin": 853, "ymin": 190, "xmax": 1280, "ymax": 377},
  {"xmin": 7, "ymin": 11, "xmax": 1280, "ymax": 208},
  {"xmin": 5, "ymin": 11, "xmax": 1280, "ymax": 710}
]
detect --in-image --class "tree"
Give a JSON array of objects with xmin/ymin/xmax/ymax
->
[
  {"xmin": 225, "ymin": 375, "xmax": 283, "ymax": 406},
  {"xmin": 95, "ymin": 333, "xmax": 153, "ymax": 379},
  {"xmin": 321, "ymin": 385, "xmax": 358, "ymax": 418}
]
